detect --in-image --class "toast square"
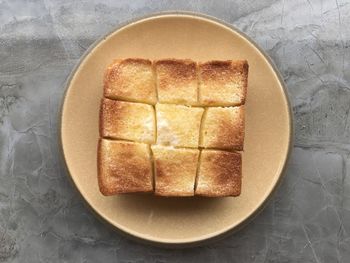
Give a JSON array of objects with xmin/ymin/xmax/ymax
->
[
  {"xmin": 98, "ymin": 139, "xmax": 153, "ymax": 195},
  {"xmin": 152, "ymin": 145, "xmax": 199, "ymax": 196},
  {"xmin": 155, "ymin": 59, "xmax": 198, "ymax": 105},
  {"xmin": 104, "ymin": 58, "xmax": 157, "ymax": 104},
  {"xmin": 199, "ymin": 60, "xmax": 248, "ymax": 106},
  {"xmin": 156, "ymin": 104, "xmax": 204, "ymax": 148},
  {"xmin": 100, "ymin": 98, "xmax": 155, "ymax": 143},
  {"xmin": 200, "ymin": 106, "xmax": 245, "ymax": 150},
  {"xmin": 195, "ymin": 150, "xmax": 241, "ymax": 197}
]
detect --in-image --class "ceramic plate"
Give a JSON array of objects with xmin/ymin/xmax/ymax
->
[{"xmin": 60, "ymin": 12, "xmax": 293, "ymax": 247}]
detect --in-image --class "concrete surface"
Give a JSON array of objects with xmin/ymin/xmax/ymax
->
[{"xmin": 0, "ymin": 0, "xmax": 350, "ymax": 262}]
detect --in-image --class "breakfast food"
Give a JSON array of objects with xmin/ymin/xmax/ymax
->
[
  {"xmin": 199, "ymin": 60, "xmax": 248, "ymax": 106},
  {"xmin": 152, "ymin": 145, "xmax": 199, "ymax": 196},
  {"xmin": 98, "ymin": 139, "xmax": 153, "ymax": 195},
  {"xmin": 98, "ymin": 58, "xmax": 248, "ymax": 197},
  {"xmin": 155, "ymin": 59, "xmax": 198, "ymax": 105},
  {"xmin": 156, "ymin": 104, "xmax": 204, "ymax": 147},
  {"xmin": 100, "ymin": 98, "xmax": 155, "ymax": 143},
  {"xmin": 200, "ymin": 106, "xmax": 245, "ymax": 150},
  {"xmin": 195, "ymin": 150, "xmax": 242, "ymax": 197},
  {"xmin": 104, "ymin": 58, "xmax": 157, "ymax": 104}
]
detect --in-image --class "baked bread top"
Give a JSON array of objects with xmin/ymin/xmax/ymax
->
[
  {"xmin": 98, "ymin": 58, "xmax": 248, "ymax": 197},
  {"xmin": 98, "ymin": 139, "xmax": 153, "ymax": 195},
  {"xmin": 152, "ymin": 145, "xmax": 199, "ymax": 196},
  {"xmin": 200, "ymin": 106, "xmax": 245, "ymax": 150},
  {"xmin": 195, "ymin": 150, "xmax": 242, "ymax": 197},
  {"xmin": 100, "ymin": 98, "xmax": 155, "ymax": 144},
  {"xmin": 155, "ymin": 59, "xmax": 198, "ymax": 105},
  {"xmin": 104, "ymin": 58, "xmax": 157, "ymax": 104},
  {"xmin": 199, "ymin": 60, "xmax": 248, "ymax": 106}
]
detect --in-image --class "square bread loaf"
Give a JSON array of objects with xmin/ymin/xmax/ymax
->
[
  {"xmin": 195, "ymin": 150, "xmax": 242, "ymax": 197},
  {"xmin": 152, "ymin": 145, "xmax": 199, "ymax": 196},
  {"xmin": 155, "ymin": 59, "xmax": 198, "ymax": 105},
  {"xmin": 98, "ymin": 58, "xmax": 248, "ymax": 197},
  {"xmin": 100, "ymin": 98, "xmax": 155, "ymax": 144},
  {"xmin": 98, "ymin": 139, "xmax": 153, "ymax": 195},
  {"xmin": 104, "ymin": 58, "xmax": 157, "ymax": 104},
  {"xmin": 156, "ymin": 104, "xmax": 204, "ymax": 148},
  {"xmin": 200, "ymin": 106, "xmax": 245, "ymax": 150}
]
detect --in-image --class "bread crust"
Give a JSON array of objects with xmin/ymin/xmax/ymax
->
[
  {"xmin": 195, "ymin": 150, "xmax": 242, "ymax": 197},
  {"xmin": 199, "ymin": 60, "xmax": 248, "ymax": 106},
  {"xmin": 100, "ymin": 98, "xmax": 155, "ymax": 143},
  {"xmin": 200, "ymin": 106, "xmax": 245, "ymax": 150},
  {"xmin": 98, "ymin": 139, "xmax": 153, "ymax": 195},
  {"xmin": 155, "ymin": 59, "xmax": 198, "ymax": 105},
  {"xmin": 99, "ymin": 59, "xmax": 247, "ymax": 197},
  {"xmin": 104, "ymin": 58, "xmax": 157, "ymax": 104},
  {"xmin": 152, "ymin": 145, "xmax": 199, "ymax": 196}
]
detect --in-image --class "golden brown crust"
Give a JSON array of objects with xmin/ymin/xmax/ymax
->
[
  {"xmin": 99, "ymin": 58, "xmax": 247, "ymax": 197},
  {"xmin": 122, "ymin": 58, "xmax": 153, "ymax": 65},
  {"xmin": 152, "ymin": 145, "xmax": 199, "ymax": 196},
  {"xmin": 98, "ymin": 139, "xmax": 153, "ymax": 195},
  {"xmin": 100, "ymin": 98, "xmax": 155, "ymax": 143},
  {"xmin": 195, "ymin": 150, "xmax": 241, "ymax": 197},
  {"xmin": 104, "ymin": 58, "xmax": 157, "ymax": 104},
  {"xmin": 199, "ymin": 60, "xmax": 248, "ymax": 106},
  {"xmin": 156, "ymin": 104, "xmax": 204, "ymax": 148},
  {"xmin": 155, "ymin": 59, "xmax": 195, "ymax": 77},
  {"xmin": 155, "ymin": 59, "xmax": 198, "ymax": 105},
  {"xmin": 200, "ymin": 106, "xmax": 245, "ymax": 150}
]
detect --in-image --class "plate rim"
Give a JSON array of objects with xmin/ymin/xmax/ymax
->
[{"xmin": 59, "ymin": 11, "xmax": 294, "ymax": 247}]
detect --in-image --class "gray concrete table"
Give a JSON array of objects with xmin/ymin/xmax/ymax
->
[{"xmin": 1, "ymin": 0, "xmax": 349, "ymax": 262}]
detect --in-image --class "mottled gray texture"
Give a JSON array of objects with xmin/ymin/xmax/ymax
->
[{"xmin": 0, "ymin": 0, "xmax": 349, "ymax": 262}]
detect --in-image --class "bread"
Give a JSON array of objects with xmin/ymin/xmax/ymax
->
[
  {"xmin": 200, "ymin": 106, "xmax": 245, "ymax": 150},
  {"xmin": 152, "ymin": 145, "xmax": 199, "ymax": 196},
  {"xmin": 195, "ymin": 150, "xmax": 241, "ymax": 197},
  {"xmin": 104, "ymin": 58, "xmax": 157, "ymax": 104},
  {"xmin": 156, "ymin": 104, "xmax": 204, "ymax": 148},
  {"xmin": 199, "ymin": 60, "xmax": 248, "ymax": 106},
  {"xmin": 100, "ymin": 98, "xmax": 155, "ymax": 143},
  {"xmin": 99, "ymin": 58, "xmax": 247, "ymax": 197},
  {"xmin": 98, "ymin": 139, "xmax": 153, "ymax": 195},
  {"xmin": 155, "ymin": 59, "xmax": 198, "ymax": 105}
]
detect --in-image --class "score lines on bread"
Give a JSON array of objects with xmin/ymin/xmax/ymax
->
[{"xmin": 99, "ymin": 58, "xmax": 248, "ymax": 197}]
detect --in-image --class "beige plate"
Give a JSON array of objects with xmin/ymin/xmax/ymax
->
[{"xmin": 60, "ymin": 12, "xmax": 293, "ymax": 247}]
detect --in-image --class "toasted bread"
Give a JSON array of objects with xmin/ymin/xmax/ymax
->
[
  {"xmin": 200, "ymin": 106, "xmax": 245, "ymax": 150},
  {"xmin": 152, "ymin": 145, "xmax": 199, "ymax": 196},
  {"xmin": 98, "ymin": 139, "xmax": 153, "ymax": 195},
  {"xmin": 104, "ymin": 58, "xmax": 157, "ymax": 104},
  {"xmin": 199, "ymin": 60, "xmax": 248, "ymax": 106},
  {"xmin": 100, "ymin": 98, "xmax": 155, "ymax": 143},
  {"xmin": 99, "ymin": 58, "xmax": 247, "ymax": 197},
  {"xmin": 156, "ymin": 104, "xmax": 204, "ymax": 148},
  {"xmin": 155, "ymin": 59, "xmax": 198, "ymax": 105},
  {"xmin": 195, "ymin": 150, "xmax": 241, "ymax": 197}
]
